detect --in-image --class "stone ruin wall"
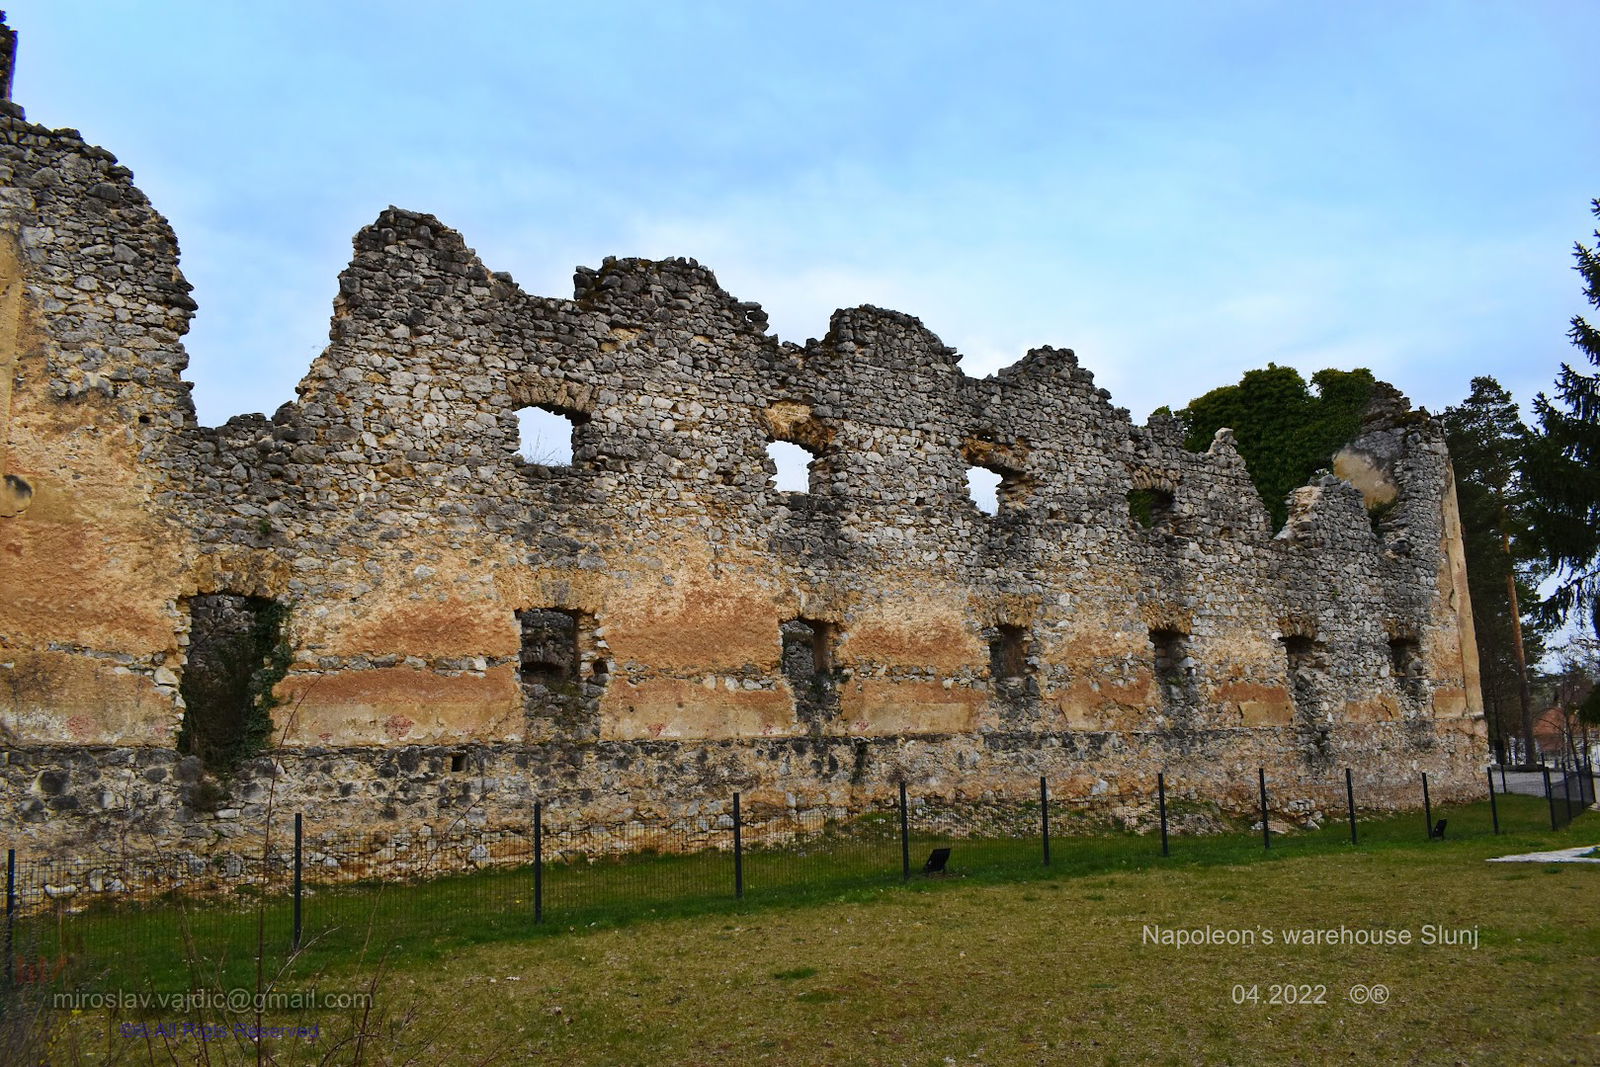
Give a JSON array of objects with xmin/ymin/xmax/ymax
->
[{"xmin": 0, "ymin": 30, "xmax": 1484, "ymax": 861}]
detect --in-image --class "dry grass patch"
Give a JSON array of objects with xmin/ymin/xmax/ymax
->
[{"xmin": 376, "ymin": 840, "xmax": 1599, "ymax": 1065}]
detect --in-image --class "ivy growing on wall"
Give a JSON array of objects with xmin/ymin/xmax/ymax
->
[
  {"xmin": 176, "ymin": 596, "xmax": 292, "ymax": 775},
  {"xmin": 1174, "ymin": 364, "xmax": 1376, "ymax": 529}
]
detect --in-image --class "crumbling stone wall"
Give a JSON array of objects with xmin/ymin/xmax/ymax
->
[{"xmin": 0, "ymin": 17, "xmax": 1483, "ymax": 858}]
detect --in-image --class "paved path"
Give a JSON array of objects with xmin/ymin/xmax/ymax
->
[
  {"xmin": 1486, "ymin": 844, "xmax": 1600, "ymax": 864},
  {"xmin": 1493, "ymin": 769, "xmax": 1594, "ymax": 798}
]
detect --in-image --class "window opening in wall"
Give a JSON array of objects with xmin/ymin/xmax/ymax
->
[
  {"xmin": 1129, "ymin": 488, "xmax": 1175, "ymax": 529},
  {"xmin": 1281, "ymin": 633, "xmax": 1333, "ymax": 763},
  {"xmin": 516, "ymin": 405, "xmax": 582, "ymax": 467},
  {"xmin": 782, "ymin": 617, "xmax": 840, "ymax": 727},
  {"xmin": 989, "ymin": 624, "xmax": 1030, "ymax": 681},
  {"xmin": 767, "ymin": 440, "xmax": 817, "ymax": 494},
  {"xmin": 1281, "ymin": 635, "xmax": 1316, "ymax": 673},
  {"xmin": 966, "ymin": 467, "xmax": 1003, "ymax": 516},
  {"xmin": 177, "ymin": 594, "xmax": 290, "ymax": 774},
  {"xmin": 517, "ymin": 607, "xmax": 605, "ymax": 738},
  {"xmin": 449, "ymin": 752, "xmax": 467, "ymax": 773},
  {"xmin": 517, "ymin": 608, "xmax": 579, "ymax": 692},
  {"xmin": 1150, "ymin": 628, "xmax": 1191, "ymax": 693},
  {"xmin": 1389, "ymin": 636, "xmax": 1424, "ymax": 699}
]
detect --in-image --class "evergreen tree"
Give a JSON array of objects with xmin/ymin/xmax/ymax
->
[
  {"xmin": 1524, "ymin": 200, "xmax": 1600, "ymax": 633},
  {"xmin": 1441, "ymin": 378, "xmax": 1551, "ymax": 763}
]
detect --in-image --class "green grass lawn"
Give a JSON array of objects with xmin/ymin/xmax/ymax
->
[
  {"xmin": 11, "ymin": 794, "xmax": 1546, "ymax": 990},
  {"xmin": 8, "ymin": 795, "xmax": 1597, "ymax": 1064}
]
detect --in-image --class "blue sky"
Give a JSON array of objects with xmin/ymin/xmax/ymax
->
[{"xmin": 9, "ymin": 0, "xmax": 1599, "ymax": 434}]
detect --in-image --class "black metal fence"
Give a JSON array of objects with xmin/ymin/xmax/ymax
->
[
  {"xmin": 1, "ymin": 765, "xmax": 1588, "ymax": 992},
  {"xmin": 1544, "ymin": 766, "xmax": 1596, "ymax": 830}
]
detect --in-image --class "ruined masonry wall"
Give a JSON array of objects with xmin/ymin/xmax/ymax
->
[{"xmin": 0, "ymin": 76, "xmax": 1484, "ymax": 857}]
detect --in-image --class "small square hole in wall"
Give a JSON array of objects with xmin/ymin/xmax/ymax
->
[
  {"xmin": 1280, "ymin": 634, "xmax": 1316, "ymax": 670},
  {"xmin": 449, "ymin": 752, "xmax": 466, "ymax": 773},
  {"xmin": 1150, "ymin": 628, "xmax": 1190, "ymax": 687},
  {"xmin": 989, "ymin": 624, "xmax": 1030, "ymax": 681},
  {"xmin": 1388, "ymin": 636, "xmax": 1421, "ymax": 679},
  {"xmin": 516, "ymin": 406, "xmax": 580, "ymax": 466},
  {"xmin": 1129, "ymin": 488, "xmax": 1175, "ymax": 529},
  {"xmin": 767, "ymin": 440, "xmax": 817, "ymax": 493}
]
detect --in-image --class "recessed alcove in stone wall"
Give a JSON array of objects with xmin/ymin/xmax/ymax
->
[
  {"xmin": 781, "ymin": 618, "xmax": 842, "ymax": 732},
  {"xmin": 177, "ymin": 594, "xmax": 286, "ymax": 772}
]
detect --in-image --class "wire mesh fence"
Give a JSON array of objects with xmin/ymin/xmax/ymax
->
[{"xmin": 1, "ymin": 763, "xmax": 1589, "ymax": 993}]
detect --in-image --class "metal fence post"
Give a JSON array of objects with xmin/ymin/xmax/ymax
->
[
  {"xmin": 1345, "ymin": 768, "xmax": 1358, "ymax": 845},
  {"xmin": 5, "ymin": 848, "xmax": 14, "ymax": 989},
  {"xmin": 1040, "ymin": 776, "xmax": 1051, "ymax": 867},
  {"xmin": 533, "ymin": 800, "xmax": 543, "ymax": 924},
  {"xmin": 1157, "ymin": 773, "xmax": 1170, "ymax": 857},
  {"xmin": 1422, "ymin": 773, "xmax": 1433, "ymax": 840},
  {"xmin": 899, "ymin": 781, "xmax": 911, "ymax": 882},
  {"xmin": 293, "ymin": 812, "xmax": 303, "ymax": 950},
  {"xmin": 1258, "ymin": 768, "xmax": 1270, "ymax": 850},
  {"xmin": 733, "ymin": 791, "xmax": 744, "ymax": 900},
  {"xmin": 1544, "ymin": 766, "xmax": 1558, "ymax": 831},
  {"xmin": 1563, "ymin": 771, "xmax": 1575, "ymax": 825},
  {"xmin": 1487, "ymin": 768, "xmax": 1500, "ymax": 835}
]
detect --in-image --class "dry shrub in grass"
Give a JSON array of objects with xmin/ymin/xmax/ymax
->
[
  {"xmin": 1, "ymin": 689, "xmax": 507, "ymax": 1066},
  {"xmin": 1, "ymin": 932, "xmax": 509, "ymax": 1065}
]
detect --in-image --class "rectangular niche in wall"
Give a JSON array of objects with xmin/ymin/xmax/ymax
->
[
  {"xmin": 782, "ymin": 617, "xmax": 840, "ymax": 728},
  {"xmin": 1388, "ymin": 635, "xmax": 1425, "ymax": 703},
  {"xmin": 1149, "ymin": 628, "xmax": 1195, "ymax": 709},
  {"xmin": 517, "ymin": 608, "xmax": 603, "ymax": 736},
  {"xmin": 988, "ymin": 624, "xmax": 1030, "ymax": 682},
  {"xmin": 178, "ymin": 594, "xmax": 288, "ymax": 772},
  {"xmin": 987, "ymin": 623, "xmax": 1041, "ymax": 722},
  {"xmin": 1281, "ymin": 634, "xmax": 1333, "ymax": 764},
  {"xmin": 1280, "ymin": 635, "xmax": 1325, "ymax": 707}
]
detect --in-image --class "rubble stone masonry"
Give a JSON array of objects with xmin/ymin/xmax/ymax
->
[{"xmin": 0, "ymin": 18, "xmax": 1483, "ymax": 859}]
